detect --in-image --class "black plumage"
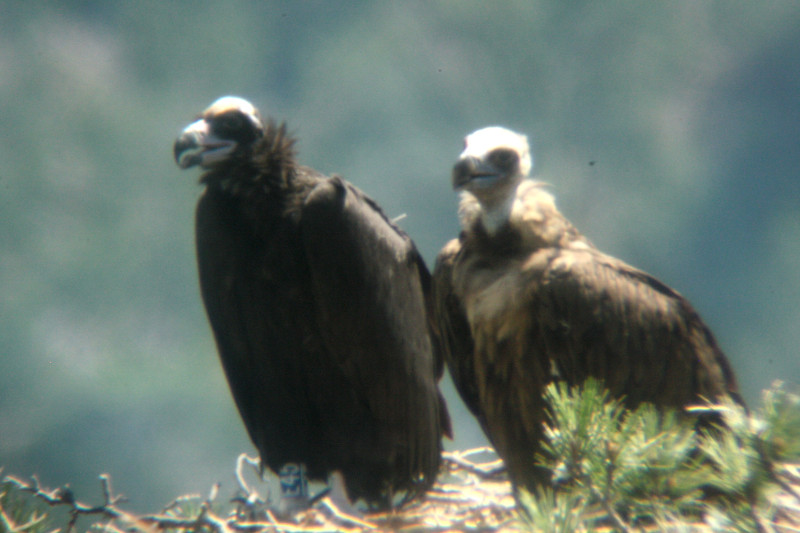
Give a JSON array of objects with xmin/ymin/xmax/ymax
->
[
  {"xmin": 174, "ymin": 97, "xmax": 450, "ymax": 506},
  {"xmin": 431, "ymin": 126, "xmax": 741, "ymax": 494}
]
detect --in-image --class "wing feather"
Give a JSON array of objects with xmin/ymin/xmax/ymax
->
[
  {"xmin": 194, "ymin": 190, "xmax": 320, "ymax": 465},
  {"xmin": 431, "ymin": 238, "xmax": 486, "ymax": 430},
  {"xmin": 299, "ymin": 176, "xmax": 446, "ymax": 494},
  {"xmin": 526, "ymin": 245, "xmax": 740, "ymax": 407}
]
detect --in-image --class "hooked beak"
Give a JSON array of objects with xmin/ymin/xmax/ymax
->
[
  {"xmin": 452, "ymin": 156, "xmax": 501, "ymax": 191},
  {"xmin": 173, "ymin": 118, "xmax": 236, "ymax": 169}
]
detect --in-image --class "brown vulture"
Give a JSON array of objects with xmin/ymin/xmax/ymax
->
[
  {"xmin": 173, "ymin": 96, "xmax": 450, "ymax": 509},
  {"xmin": 431, "ymin": 126, "xmax": 742, "ymax": 495}
]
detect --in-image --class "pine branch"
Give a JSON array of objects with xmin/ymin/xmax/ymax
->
[{"xmin": 520, "ymin": 379, "xmax": 800, "ymax": 531}]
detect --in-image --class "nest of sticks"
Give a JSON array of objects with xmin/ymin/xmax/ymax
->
[{"xmin": 4, "ymin": 448, "xmax": 800, "ymax": 533}]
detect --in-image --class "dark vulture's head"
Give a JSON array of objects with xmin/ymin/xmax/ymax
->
[
  {"xmin": 453, "ymin": 126, "xmax": 532, "ymax": 232},
  {"xmin": 174, "ymin": 96, "xmax": 264, "ymax": 169}
]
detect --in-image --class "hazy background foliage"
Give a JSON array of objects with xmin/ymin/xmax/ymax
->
[{"xmin": 1, "ymin": 0, "xmax": 799, "ymax": 512}]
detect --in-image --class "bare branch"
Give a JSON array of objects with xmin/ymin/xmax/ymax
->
[{"xmin": 442, "ymin": 448, "xmax": 506, "ymax": 479}]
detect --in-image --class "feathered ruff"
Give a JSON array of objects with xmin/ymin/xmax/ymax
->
[{"xmin": 200, "ymin": 120, "xmax": 298, "ymax": 197}]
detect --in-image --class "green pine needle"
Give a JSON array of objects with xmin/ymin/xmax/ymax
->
[{"xmin": 521, "ymin": 379, "xmax": 800, "ymax": 531}]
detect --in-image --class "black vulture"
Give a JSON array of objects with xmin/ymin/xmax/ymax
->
[
  {"xmin": 173, "ymin": 96, "xmax": 450, "ymax": 509},
  {"xmin": 431, "ymin": 126, "xmax": 741, "ymax": 495}
]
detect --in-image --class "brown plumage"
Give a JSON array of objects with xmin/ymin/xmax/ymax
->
[
  {"xmin": 173, "ymin": 97, "xmax": 450, "ymax": 507},
  {"xmin": 431, "ymin": 126, "xmax": 741, "ymax": 494}
]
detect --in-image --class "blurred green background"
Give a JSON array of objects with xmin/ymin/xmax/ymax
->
[{"xmin": 2, "ymin": 0, "xmax": 799, "ymax": 512}]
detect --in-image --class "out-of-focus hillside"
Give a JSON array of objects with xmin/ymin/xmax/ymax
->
[{"xmin": 1, "ymin": 1, "xmax": 799, "ymax": 512}]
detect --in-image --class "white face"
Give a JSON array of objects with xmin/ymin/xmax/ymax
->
[
  {"xmin": 460, "ymin": 126, "xmax": 532, "ymax": 177},
  {"xmin": 203, "ymin": 96, "xmax": 261, "ymax": 127},
  {"xmin": 453, "ymin": 126, "xmax": 535, "ymax": 233}
]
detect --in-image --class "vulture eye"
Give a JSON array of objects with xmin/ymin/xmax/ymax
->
[
  {"xmin": 215, "ymin": 113, "xmax": 246, "ymax": 136},
  {"xmin": 489, "ymin": 148, "xmax": 518, "ymax": 170}
]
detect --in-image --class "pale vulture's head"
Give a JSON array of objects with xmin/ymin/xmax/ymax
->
[
  {"xmin": 174, "ymin": 96, "xmax": 264, "ymax": 169},
  {"xmin": 453, "ymin": 126, "xmax": 533, "ymax": 231}
]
